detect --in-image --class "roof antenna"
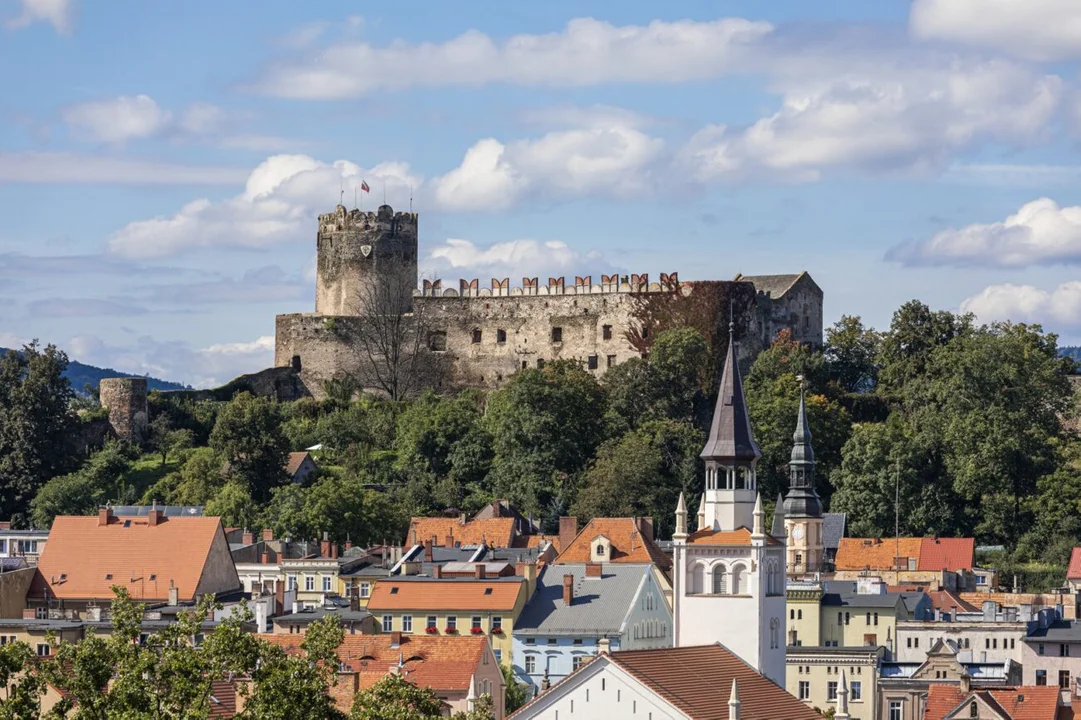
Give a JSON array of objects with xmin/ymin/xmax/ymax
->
[
  {"xmin": 340, "ymin": 176, "xmax": 344, "ymax": 206},
  {"xmin": 409, "ymin": 185, "xmax": 413, "ymax": 213}
]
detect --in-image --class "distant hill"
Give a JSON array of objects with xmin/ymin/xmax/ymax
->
[
  {"xmin": 0, "ymin": 348, "xmax": 189, "ymax": 394},
  {"xmin": 1061, "ymin": 346, "xmax": 1081, "ymax": 363}
]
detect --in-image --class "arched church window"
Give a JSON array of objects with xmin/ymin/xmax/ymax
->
[
  {"xmin": 712, "ymin": 565, "xmax": 727, "ymax": 594},
  {"xmin": 595, "ymin": 544, "xmax": 606, "ymax": 556},
  {"xmin": 732, "ymin": 566, "xmax": 745, "ymax": 595},
  {"xmin": 691, "ymin": 564, "xmax": 705, "ymax": 594}
]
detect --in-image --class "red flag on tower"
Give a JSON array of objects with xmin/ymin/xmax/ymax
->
[{"xmin": 360, "ymin": 180, "xmax": 370, "ymax": 193}]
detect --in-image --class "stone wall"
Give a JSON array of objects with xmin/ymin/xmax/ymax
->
[
  {"xmin": 160, "ymin": 366, "xmax": 309, "ymax": 403},
  {"xmin": 98, "ymin": 377, "xmax": 148, "ymax": 441}
]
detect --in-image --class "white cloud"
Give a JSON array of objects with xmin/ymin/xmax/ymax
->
[
  {"xmin": 108, "ymin": 154, "xmax": 420, "ymax": 259},
  {"xmin": 961, "ymin": 282, "xmax": 1081, "ymax": 330},
  {"xmin": 432, "ymin": 126, "xmax": 664, "ymax": 211},
  {"xmin": 5, "ymin": 0, "xmax": 75, "ymax": 35},
  {"xmin": 910, "ymin": 0, "xmax": 1081, "ymax": 61},
  {"xmin": 678, "ymin": 59, "xmax": 1062, "ymax": 182},
  {"xmin": 0, "ymin": 152, "xmax": 248, "ymax": 184},
  {"xmin": 67, "ymin": 333, "xmax": 275, "ymax": 389},
  {"xmin": 251, "ymin": 17, "xmax": 773, "ymax": 98},
  {"xmin": 423, "ymin": 238, "xmax": 604, "ymax": 281},
  {"xmin": 890, "ymin": 198, "xmax": 1081, "ymax": 268},
  {"xmin": 62, "ymin": 95, "xmax": 172, "ymax": 144},
  {"xmin": 942, "ymin": 164, "xmax": 1081, "ymax": 187}
]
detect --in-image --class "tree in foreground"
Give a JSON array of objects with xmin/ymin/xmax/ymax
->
[{"xmin": 350, "ymin": 673, "xmax": 495, "ymax": 720}]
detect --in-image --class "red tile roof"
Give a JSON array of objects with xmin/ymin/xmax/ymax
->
[
  {"xmin": 553, "ymin": 518, "xmax": 671, "ymax": 569},
  {"xmin": 924, "ymin": 684, "xmax": 1061, "ymax": 720},
  {"xmin": 1068, "ymin": 548, "xmax": 1081, "ymax": 581},
  {"xmin": 284, "ymin": 451, "xmax": 314, "ymax": 478},
  {"xmin": 919, "ymin": 537, "xmax": 975, "ymax": 572},
  {"xmin": 609, "ymin": 644, "xmax": 820, "ymax": 720},
  {"xmin": 208, "ymin": 680, "xmax": 237, "ymax": 718},
  {"xmin": 32, "ymin": 514, "xmax": 237, "ymax": 602},
  {"xmin": 408, "ymin": 517, "xmax": 516, "ymax": 548},
  {"xmin": 888, "ymin": 586, "xmax": 976, "ymax": 614},
  {"xmin": 366, "ymin": 579, "xmax": 524, "ymax": 612}
]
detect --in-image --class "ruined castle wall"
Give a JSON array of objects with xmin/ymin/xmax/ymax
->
[
  {"xmin": 756, "ymin": 275, "xmax": 824, "ymax": 348},
  {"xmin": 98, "ymin": 377, "xmax": 148, "ymax": 441}
]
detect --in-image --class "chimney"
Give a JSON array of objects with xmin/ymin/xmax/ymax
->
[
  {"xmin": 320, "ymin": 532, "xmax": 331, "ymax": 558},
  {"xmin": 432, "ymin": 565, "xmax": 442, "ymax": 579},
  {"xmin": 636, "ymin": 516, "xmax": 654, "ymax": 542},
  {"xmin": 586, "ymin": 562, "xmax": 602, "ymax": 578},
  {"xmin": 242, "ymin": 529, "xmax": 254, "ymax": 545},
  {"xmin": 559, "ymin": 517, "xmax": 577, "ymax": 554},
  {"xmin": 474, "ymin": 564, "xmax": 486, "ymax": 580},
  {"xmin": 563, "ymin": 574, "xmax": 574, "ymax": 606},
  {"xmin": 345, "ymin": 538, "xmax": 352, "ymax": 551},
  {"xmin": 168, "ymin": 580, "xmax": 179, "ymax": 607},
  {"xmin": 445, "ymin": 534, "xmax": 455, "ymax": 548},
  {"xmin": 262, "ymin": 528, "xmax": 274, "ymax": 542},
  {"xmin": 598, "ymin": 637, "xmax": 610, "ymax": 655},
  {"xmin": 459, "ymin": 512, "xmax": 467, "ymax": 526},
  {"xmin": 261, "ymin": 551, "xmax": 270, "ymax": 564},
  {"xmin": 148, "ymin": 507, "xmax": 162, "ymax": 527},
  {"xmin": 517, "ymin": 561, "xmax": 538, "ymax": 597},
  {"xmin": 98, "ymin": 506, "xmax": 112, "ymax": 526},
  {"xmin": 390, "ymin": 631, "xmax": 402, "ymax": 647},
  {"xmin": 424, "ymin": 539, "xmax": 434, "ymax": 562},
  {"xmin": 22, "ymin": 609, "xmax": 34, "ymax": 620},
  {"xmin": 959, "ymin": 672, "xmax": 971, "ymax": 693},
  {"xmin": 332, "ymin": 542, "xmax": 339, "ymax": 560}
]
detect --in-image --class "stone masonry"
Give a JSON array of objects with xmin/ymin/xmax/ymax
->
[
  {"xmin": 98, "ymin": 377, "xmax": 148, "ymax": 441},
  {"xmin": 274, "ymin": 204, "xmax": 825, "ymax": 399}
]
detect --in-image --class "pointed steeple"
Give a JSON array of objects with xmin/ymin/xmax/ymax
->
[
  {"xmin": 836, "ymin": 670, "xmax": 850, "ymax": 720},
  {"xmin": 674, "ymin": 492, "xmax": 688, "ymax": 538},
  {"xmin": 770, "ymin": 491, "xmax": 786, "ymax": 537},
  {"xmin": 728, "ymin": 678, "xmax": 741, "ymax": 720},
  {"xmin": 701, "ymin": 316, "xmax": 761, "ymax": 463},
  {"xmin": 697, "ymin": 493, "xmax": 706, "ymax": 531},
  {"xmin": 752, "ymin": 493, "xmax": 765, "ymax": 538},
  {"xmin": 783, "ymin": 385, "xmax": 823, "ymax": 519}
]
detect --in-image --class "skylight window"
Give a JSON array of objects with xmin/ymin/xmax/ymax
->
[
  {"xmin": 390, "ymin": 587, "xmax": 399, "ymax": 594},
  {"xmin": 484, "ymin": 588, "xmax": 493, "ymax": 595}
]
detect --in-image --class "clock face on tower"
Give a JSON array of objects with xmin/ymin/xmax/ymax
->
[{"xmin": 793, "ymin": 524, "xmax": 805, "ymax": 541}]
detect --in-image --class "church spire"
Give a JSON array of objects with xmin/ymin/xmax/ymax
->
[
  {"xmin": 701, "ymin": 313, "xmax": 761, "ymax": 463},
  {"xmin": 783, "ymin": 384, "xmax": 822, "ymax": 519},
  {"xmin": 674, "ymin": 492, "xmax": 688, "ymax": 539}
]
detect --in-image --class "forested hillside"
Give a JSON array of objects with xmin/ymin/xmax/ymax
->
[
  {"xmin": 0, "ymin": 347, "xmax": 188, "ymax": 394},
  {"xmin": 2, "ymin": 300, "xmax": 1078, "ymax": 590}
]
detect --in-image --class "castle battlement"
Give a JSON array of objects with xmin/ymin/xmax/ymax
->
[
  {"xmin": 317, "ymin": 204, "xmax": 418, "ymax": 239},
  {"xmin": 416, "ymin": 272, "xmax": 686, "ymax": 298}
]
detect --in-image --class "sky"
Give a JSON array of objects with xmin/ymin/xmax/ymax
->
[{"xmin": 4, "ymin": 0, "xmax": 1081, "ymax": 387}]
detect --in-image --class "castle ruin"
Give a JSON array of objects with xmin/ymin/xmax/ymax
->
[
  {"xmin": 274, "ymin": 204, "xmax": 824, "ymax": 399},
  {"xmin": 98, "ymin": 377, "xmax": 148, "ymax": 441}
]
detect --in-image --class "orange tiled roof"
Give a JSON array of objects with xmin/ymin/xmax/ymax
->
[
  {"xmin": 525, "ymin": 534, "xmax": 558, "ymax": 550},
  {"xmin": 366, "ymin": 579, "xmax": 524, "ymax": 612},
  {"xmin": 958, "ymin": 591, "xmax": 1071, "ymax": 610},
  {"xmin": 408, "ymin": 517, "xmax": 516, "ymax": 548},
  {"xmin": 924, "ymin": 684, "xmax": 1061, "ymax": 720},
  {"xmin": 553, "ymin": 518, "xmax": 671, "ymax": 569},
  {"xmin": 919, "ymin": 537, "xmax": 975, "ymax": 572},
  {"xmin": 284, "ymin": 451, "xmax": 313, "ymax": 477},
  {"xmin": 1068, "ymin": 548, "xmax": 1081, "ymax": 581},
  {"xmin": 687, "ymin": 527, "xmax": 781, "ymax": 546},
  {"xmin": 261, "ymin": 634, "xmax": 487, "ymax": 713},
  {"xmin": 887, "ymin": 586, "xmax": 977, "ymax": 614},
  {"xmin": 208, "ymin": 679, "xmax": 237, "ymax": 718},
  {"xmin": 834, "ymin": 537, "xmax": 923, "ymax": 572},
  {"xmin": 32, "ymin": 514, "xmax": 234, "ymax": 602}
]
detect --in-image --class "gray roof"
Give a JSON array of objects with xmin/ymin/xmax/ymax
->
[
  {"xmin": 821, "ymin": 582, "xmax": 927, "ymax": 612},
  {"xmin": 701, "ymin": 327, "xmax": 761, "ymax": 463},
  {"xmin": 275, "ymin": 607, "xmax": 372, "ymax": 626},
  {"xmin": 111, "ymin": 505, "xmax": 204, "ymax": 517},
  {"xmin": 823, "ymin": 513, "xmax": 846, "ymax": 551},
  {"xmin": 0, "ymin": 529, "xmax": 49, "ymax": 537},
  {"xmin": 1027, "ymin": 620, "xmax": 1081, "ymax": 642},
  {"xmin": 737, "ymin": 273, "xmax": 801, "ymax": 299},
  {"xmin": 515, "ymin": 564, "xmax": 653, "ymax": 636}
]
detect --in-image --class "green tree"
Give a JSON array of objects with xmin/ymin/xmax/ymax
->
[
  {"xmin": 146, "ymin": 413, "xmax": 194, "ymax": 468},
  {"xmin": 350, "ymin": 673, "xmax": 444, "ymax": 720},
  {"xmin": 301, "ymin": 473, "xmax": 406, "ymax": 546},
  {"xmin": 209, "ymin": 392, "xmax": 289, "ymax": 503},
  {"xmin": 824, "ymin": 315, "xmax": 880, "ymax": 393},
  {"xmin": 205, "ymin": 481, "xmax": 259, "ymax": 531},
  {"xmin": 168, "ymin": 447, "xmax": 227, "ymax": 506},
  {"xmin": 0, "ymin": 641, "xmax": 46, "ymax": 719},
  {"xmin": 878, "ymin": 300, "xmax": 971, "ymax": 393},
  {"xmin": 30, "ymin": 442, "xmax": 133, "ymax": 528},
  {"xmin": 485, "ymin": 361, "xmax": 608, "ymax": 515},
  {"xmin": 501, "ymin": 664, "xmax": 529, "ymax": 714},
  {"xmin": 0, "ymin": 342, "xmax": 79, "ymax": 525}
]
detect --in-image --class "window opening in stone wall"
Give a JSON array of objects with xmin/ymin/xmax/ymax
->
[
  {"xmin": 291, "ymin": 355, "xmax": 302, "ymax": 371},
  {"xmin": 537, "ymin": 359, "xmax": 545, "ymax": 369},
  {"xmin": 522, "ymin": 361, "xmax": 528, "ymax": 370},
  {"xmin": 497, "ymin": 329, "xmax": 507, "ymax": 343},
  {"xmin": 428, "ymin": 331, "xmax": 447, "ymax": 352},
  {"xmin": 588, "ymin": 355, "xmax": 598, "ymax": 370},
  {"xmin": 607, "ymin": 355, "xmax": 616, "ymax": 368},
  {"xmin": 602, "ymin": 325, "xmax": 612, "ymax": 340},
  {"xmin": 471, "ymin": 328, "xmax": 482, "ymax": 344},
  {"xmin": 551, "ymin": 327, "xmax": 563, "ymax": 342}
]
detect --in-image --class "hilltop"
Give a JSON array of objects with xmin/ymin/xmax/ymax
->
[{"xmin": 0, "ymin": 348, "xmax": 188, "ymax": 394}]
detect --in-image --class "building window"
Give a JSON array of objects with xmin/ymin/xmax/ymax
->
[
  {"xmin": 587, "ymin": 355, "xmax": 598, "ymax": 370},
  {"xmin": 36, "ymin": 644, "xmax": 49, "ymax": 657},
  {"xmin": 1036, "ymin": 670, "xmax": 1047, "ymax": 685},
  {"xmin": 428, "ymin": 331, "xmax": 447, "ymax": 351},
  {"xmin": 494, "ymin": 649, "xmax": 502, "ymax": 663},
  {"xmin": 525, "ymin": 656, "xmax": 536, "ymax": 674},
  {"xmin": 382, "ymin": 616, "xmax": 392, "ymax": 632},
  {"xmin": 889, "ymin": 700, "xmax": 903, "ymax": 720},
  {"xmin": 1061, "ymin": 670, "xmax": 1072, "ymax": 689},
  {"xmin": 827, "ymin": 682, "xmax": 838, "ymax": 701},
  {"xmin": 602, "ymin": 325, "xmax": 612, "ymax": 340},
  {"xmin": 970, "ymin": 703, "xmax": 979, "ymax": 718},
  {"xmin": 790, "ymin": 609, "xmax": 795, "ymax": 620},
  {"xmin": 795, "ymin": 552, "xmax": 803, "ymax": 566},
  {"xmin": 322, "ymin": 576, "xmax": 331, "ymax": 592},
  {"xmin": 288, "ymin": 575, "xmax": 297, "ymax": 591},
  {"xmin": 360, "ymin": 582, "xmax": 370, "ymax": 598},
  {"xmin": 798, "ymin": 681, "xmax": 809, "ymax": 700},
  {"xmin": 607, "ymin": 355, "xmax": 616, "ymax": 368},
  {"xmin": 536, "ymin": 359, "xmax": 545, "ymax": 369},
  {"xmin": 547, "ymin": 638, "xmax": 557, "ymax": 646},
  {"xmin": 838, "ymin": 612, "xmax": 843, "ymax": 626},
  {"xmin": 497, "ymin": 329, "xmax": 507, "ymax": 343},
  {"xmin": 471, "ymin": 328, "xmax": 482, "ymax": 344},
  {"xmin": 851, "ymin": 681, "xmax": 862, "ymax": 701},
  {"xmin": 402, "ymin": 616, "xmax": 412, "ymax": 633},
  {"xmin": 866, "ymin": 612, "xmax": 871, "ymax": 625},
  {"xmin": 447, "ymin": 617, "xmax": 457, "ymax": 632},
  {"xmin": 845, "ymin": 613, "xmax": 850, "ymax": 625},
  {"xmin": 1039, "ymin": 643, "xmax": 1045, "ymax": 655},
  {"xmin": 874, "ymin": 613, "xmax": 879, "ymax": 626},
  {"xmin": 1063, "ymin": 643, "xmax": 1071, "ymax": 657},
  {"xmin": 572, "ymin": 656, "xmax": 586, "ymax": 671},
  {"xmin": 914, "ymin": 637, "xmax": 919, "ymax": 648},
  {"xmin": 305, "ymin": 576, "xmax": 314, "ymax": 591},
  {"xmin": 712, "ymin": 567, "xmax": 726, "ymax": 594},
  {"xmin": 551, "ymin": 327, "xmax": 563, "ymax": 343},
  {"xmin": 595, "ymin": 544, "xmax": 606, "ymax": 557},
  {"xmin": 427, "ymin": 616, "xmax": 437, "ymax": 630},
  {"xmin": 797, "ymin": 609, "xmax": 803, "ymax": 620},
  {"xmin": 472, "ymin": 616, "xmax": 482, "ymax": 631}
]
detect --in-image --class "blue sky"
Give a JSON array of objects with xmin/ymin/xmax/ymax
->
[{"xmin": 3, "ymin": 0, "xmax": 1081, "ymax": 386}]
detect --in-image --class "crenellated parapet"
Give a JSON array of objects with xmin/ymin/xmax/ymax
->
[
  {"xmin": 317, "ymin": 203, "xmax": 418, "ymax": 240},
  {"xmin": 416, "ymin": 272, "xmax": 682, "ymax": 298}
]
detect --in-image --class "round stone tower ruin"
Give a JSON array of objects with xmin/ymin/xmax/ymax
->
[
  {"xmin": 98, "ymin": 377, "xmax": 149, "ymax": 441},
  {"xmin": 315, "ymin": 203, "xmax": 418, "ymax": 316}
]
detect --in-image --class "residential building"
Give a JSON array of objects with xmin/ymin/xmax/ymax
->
[
  {"xmin": 960, "ymin": 592, "xmax": 1077, "ymax": 621},
  {"xmin": 0, "ymin": 524, "xmax": 48, "ymax": 566},
  {"xmin": 1068, "ymin": 548, "xmax": 1081, "ymax": 594},
  {"xmin": 551, "ymin": 516, "xmax": 672, "ymax": 604},
  {"xmin": 284, "ymin": 451, "xmax": 318, "ymax": 484},
  {"xmin": 671, "ymin": 323, "xmax": 786, "ymax": 685},
  {"xmin": 365, "ymin": 572, "xmax": 531, "ymax": 665},
  {"xmin": 1024, "ymin": 619, "xmax": 1081, "ymax": 693},
  {"xmin": 923, "ymin": 684, "xmax": 1066, "ymax": 720},
  {"xmin": 834, "ymin": 537, "xmax": 976, "ymax": 591},
  {"xmin": 786, "ymin": 644, "xmax": 883, "ymax": 719},
  {"xmin": 509, "ymin": 643, "xmax": 821, "ymax": 720},
  {"xmin": 779, "ymin": 388, "xmax": 825, "ymax": 578},
  {"xmin": 271, "ymin": 605, "xmax": 376, "ymax": 636},
  {"xmin": 29, "ymin": 507, "xmax": 240, "ymax": 618},
  {"xmin": 512, "ymin": 563, "xmax": 671, "ymax": 691},
  {"xmin": 264, "ymin": 631, "xmax": 506, "ymax": 719},
  {"xmin": 408, "ymin": 515, "xmax": 521, "ymax": 549},
  {"xmin": 338, "ymin": 547, "xmax": 396, "ymax": 607},
  {"xmin": 896, "ymin": 601, "xmax": 1055, "ymax": 666},
  {"xmin": 878, "ymin": 638, "xmax": 1021, "ymax": 720},
  {"xmin": 786, "ymin": 580, "xmax": 932, "ymax": 653}
]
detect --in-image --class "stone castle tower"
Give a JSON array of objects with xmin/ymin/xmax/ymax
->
[
  {"xmin": 315, "ymin": 203, "xmax": 419, "ymax": 316},
  {"xmin": 98, "ymin": 377, "xmax": 148, "ymax": 441}
]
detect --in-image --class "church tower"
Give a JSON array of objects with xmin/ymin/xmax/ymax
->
[
  {"xmin": 672, "ymin": 322, "xmax": 786, "ymax": 685},
  {"xmin": 783, "ymin": 386, "xmax": 824, "ymax": 577}
]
